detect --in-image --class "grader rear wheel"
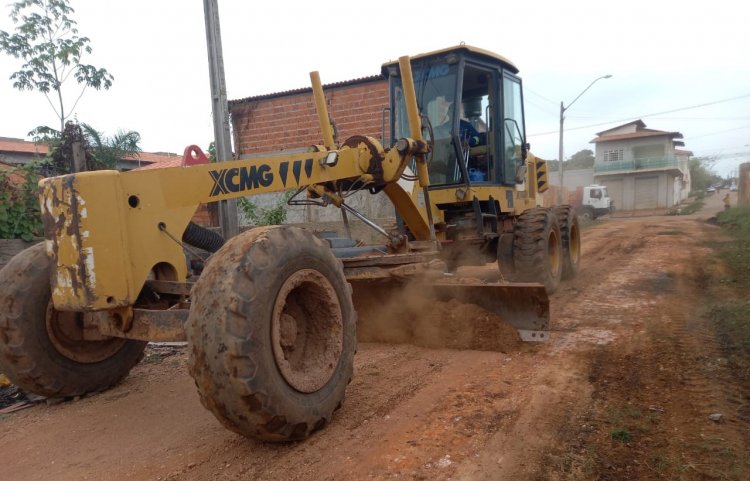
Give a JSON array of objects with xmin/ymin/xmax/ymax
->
[
  {"xmin": 555, "ymin": 205, "xmax": 581, "ymax": 280},
  {"xmin": 510, "ymin": 207, "xmax": 563, "ymax": 294},
  {"xmin": 186, "ymin": 226, "xmax": 356, "ymax": 442},
  {"xmin": 0, "ymin": 243, "xmax": 146, "ymax": 398}
]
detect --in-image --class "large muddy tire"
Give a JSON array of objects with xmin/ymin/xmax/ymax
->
[
  {"xmin": 555, "ymin": 205, "xmax": 581, "ymax": 280},
  {"xmin": 186, "ymin": 226, "xmax": 356, "ymax": 442},
  {"xmin": 512, "ymin": 207, "xmax": 563, "ymax": 294},
  {"xmin": 0, "ymin": 243, "xmax": 147, "ymax": 398}
]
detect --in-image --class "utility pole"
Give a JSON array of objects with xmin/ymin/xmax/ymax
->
[
  {"xmin": 557, "ymin": 74, "xmax": 612, "ymax": 204},
  {"xmin": 558, "ymin": 101, "xmax": 565, "ymax": 204},
  {"xmin": 203, "ymin": 0, "xmax": 239, "ymax": 239}
]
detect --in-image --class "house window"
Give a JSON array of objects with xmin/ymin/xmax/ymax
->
[{"xmin": 603, "ymin": 149, "xmax": 623, "ymax": 162}]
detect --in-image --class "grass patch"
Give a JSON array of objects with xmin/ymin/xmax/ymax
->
[
  {"xmin": 709, "ymin": 207, "xmax": 750, "ymax": 380},
  {"xmin": 717, "ymin": 207, "xmax": 750, "ymax": 237},
  {"xmin": 610, "ymin": 428, "xmax": 632, "ymax": 443},
  {"xmin": 143, "ymin": 353, "xmax": 169, "ymax": 363},
  {"xmin": 669, "ymin": 199, "xmax": 705, "ymax": 215},
  {"xmin": 683, "ymin": 437, "xmax": 749, "ymax": 480},
  {"xmin": 657, "ymin": 229, "xmax": 684, "ymax": 236},
  {"xmin": 606, "ymin": 403, "xmax": 648, "ymax": 444}
]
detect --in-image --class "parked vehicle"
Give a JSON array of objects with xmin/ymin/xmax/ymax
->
[{"xmin": 571, "ymin": 184, "xmax": 613, "ymax": 221}]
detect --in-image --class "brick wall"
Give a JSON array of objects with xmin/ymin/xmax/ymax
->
[
  {"xmin": 228, "ymin": 77, "xmax": 397, "ymax": 240},
  {"xmin": 230, "ymin": 77, "xmax": 389, "ymax": 155}
]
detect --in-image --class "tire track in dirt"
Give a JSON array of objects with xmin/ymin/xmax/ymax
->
[
  {"xmin": 3, "ymin": 206, "xmax": 749, "ymax": 481},
  {"xmin": 529, "ymin": 217, "xmax": 750, "ymax": 480}
]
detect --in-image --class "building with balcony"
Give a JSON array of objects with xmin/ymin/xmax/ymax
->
[{"xmin": 591, "ymin": 120, "xmax": 691, "ymax": 211}]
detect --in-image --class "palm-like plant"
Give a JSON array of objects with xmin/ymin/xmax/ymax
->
[{"xmin": 81, "ymin": 123, "xmax": 142, "ymax": 170}]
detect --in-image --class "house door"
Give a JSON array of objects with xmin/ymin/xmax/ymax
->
[{"xmin": 634, "ymin": 176, "xmax": 659, "ymax": 209}]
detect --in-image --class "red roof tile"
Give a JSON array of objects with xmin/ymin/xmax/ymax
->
[
  {"xmin": 0, "ymin": 137, "xmax": 49, "ymax": 155},
  {"xmin": 0, "ymin": 136, "xmax": 181, "ymax": 166},
  {"xmin": 0, "ymin": 161, "xmax": 27, "ymax": 185},
  {"xmin": 590, "ymin": 130, "xmax": 683, "ymax": 143},
  {"xmin": 123, "ymin": 151, "xmax": 181, "ymax": 165},
  {"xmin": 136, "ymin": 156, "xmax": 185, "ymax": 170},
  {"xmin": 595, "ymin": 120, "xmax": 646, "ymax": 136}
]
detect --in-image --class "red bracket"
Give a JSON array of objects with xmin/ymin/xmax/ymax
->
[{"xmin": 182, "ymin": 145, "xmax": 210, "ymax": 166}]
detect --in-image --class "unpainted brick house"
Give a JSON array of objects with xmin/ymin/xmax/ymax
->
[
  {"xmin": 229, "ymin": 75, "xmax": 389, "ymax": 156},
  {"xmin": 228, "ymin": 75, "xmax": 395, "ymax": 227}
]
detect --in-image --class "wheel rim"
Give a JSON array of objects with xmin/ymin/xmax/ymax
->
[
  {"xmin": 45, "ymin": 302, "xmax": 127, "ymax": 364},
  {"xmin": 271, "ymin": 269, "xmax": 344, "ymax": 393},
  {"xmin": 548, "ymin": 229, "xmax": 561, "ymax": 278}
]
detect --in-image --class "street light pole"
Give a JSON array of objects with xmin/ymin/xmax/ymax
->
[{"xmin": 557, "ymin": 74, "xmax": 612, "ymax": 204}]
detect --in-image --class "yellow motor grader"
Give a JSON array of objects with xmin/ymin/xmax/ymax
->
[{"xmin": 0, "ymin": 45, "xmax": 579, "ymax": 442}]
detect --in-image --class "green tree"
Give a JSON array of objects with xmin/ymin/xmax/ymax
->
[
  {"xmin": 238, "ymin": 190, "xmax": 295, "ymax": 226},
  {"xmin": 546, "ymin": 149, "xmax": 595, "ymax": 172},
  {"xmin": 567, "ymin": 149, "xmax": 595, "ymax": 169},
  {"xmin": 37, "ymin": 121, "xmax": 141, "ymax": 175},
  {"xmin": 82, "ymin": 123, "xmax": 141, "ymax": 170},
  {"xmin": 0, "ymin": 0, "xmax": 114, "ymax": 134},
  {"xmin": 0, "ymin": 164, "xmax": 44, "ymax": 241},
  {"xmin": 689, "ymin": 157, "xmax": 721, "ymax": 193}
]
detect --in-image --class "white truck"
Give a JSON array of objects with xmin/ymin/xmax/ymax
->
[{"xmin": 576, "ymin": 184, "xmax": 613, "ymax": 221}]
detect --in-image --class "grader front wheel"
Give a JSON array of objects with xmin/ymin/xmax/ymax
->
[
  {"xmin": 0, "ymin": 243, "xmax": 147, "ymax": 398},
  {"xmin": 511, "ymin": 207, "xmax": 563, "ymax": 294},
  {"xmin": 186, "ymin": 226, "xmax": 356, "ymax": 442},
  {"xmin": 555, "ymin": 205, "xmax": 581, "ymax": 280}
]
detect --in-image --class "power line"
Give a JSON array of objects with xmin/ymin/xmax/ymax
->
[
  {"xmin": 685, "ymin": 124, "xmax": 750, "ymax": 140},
  {"xmin": 525, "ymin": 88, "xmax": 557, "ymax": 106},
  {"xmin": 524, "ymin": 97, "xmax": 558, "ymax": 117},
  {"xmin": 529, "ymin": 92, "xmax": 750, "ymax": 137}
]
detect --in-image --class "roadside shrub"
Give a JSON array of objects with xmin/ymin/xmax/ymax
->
[{"xmin": 0, "ymin": 164, "xmax": 43, "ymax": 241}]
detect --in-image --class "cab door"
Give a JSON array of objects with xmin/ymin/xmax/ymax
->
[{"xmin": 501, "ymin": 73, "xmax": 526, "ymax": 185}]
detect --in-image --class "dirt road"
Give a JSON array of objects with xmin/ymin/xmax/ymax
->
[{"xmin": 2, "ymin": 194, "xmax": 748, "ymax": 481}]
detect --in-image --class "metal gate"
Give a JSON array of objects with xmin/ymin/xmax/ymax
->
[{"xmin": 634, "ymin": 176, "xmax": 659, "ymax": 210}]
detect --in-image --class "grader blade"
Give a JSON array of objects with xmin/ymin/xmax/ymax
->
[
  {"xmin": 347, "ymin": 267, "xmax": 550, "ymax": 350},
  {"xmin": 428, "ymin": 280, "xmax": 550, "ymax": 342}
]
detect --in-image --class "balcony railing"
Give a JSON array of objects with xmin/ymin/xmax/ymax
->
[{"xmin": 594, "ymin": 156, "xmax": 682, "ymax": 173}]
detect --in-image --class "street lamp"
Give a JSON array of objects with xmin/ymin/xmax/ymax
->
[{"xmin": 558, "ymin": 74, "xmax": 612, "ymax": 204}]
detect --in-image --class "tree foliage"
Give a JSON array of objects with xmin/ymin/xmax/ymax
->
[
  {"xmin": 81, "ymin": 123, "xmax": 141, "ymax": 170},
  {"xmin": 32, "ymin": 121, "xmax": 142, "ymax": 175},
  {"xmin": 546, "ymin": 149, "xmax": 595, "ymax": 172},
  {"xmin": 0, "ymin": 0, "xmax": 114, "ymax": 133},
  {"xmin": 689, "ymin": 157, "xmax": 721, "ymax": 193},
  {"xmin": 567, "ymin": 149, "xmax": 595, "ymax": 169},
  {"xmin": 0, "ymin": 164, "xmax": 44, "ymax": 241},
  {"xmin": 238, "ymin": 191, "xmax": 295, "ymax": 226}
]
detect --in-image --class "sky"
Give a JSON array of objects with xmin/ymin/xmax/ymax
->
[{"xmin": 1, "ymin": 0, "xmax": 749, "ymax": 178}]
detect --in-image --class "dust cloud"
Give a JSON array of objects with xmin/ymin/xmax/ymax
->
[{"xmin": 351, "ymin": 277, "xmax": 524, "ymax": 353}]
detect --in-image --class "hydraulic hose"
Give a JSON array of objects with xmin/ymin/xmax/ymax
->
[{"xmin": 182, "ymin": 222, "xmax": 225, "ymax": 253}]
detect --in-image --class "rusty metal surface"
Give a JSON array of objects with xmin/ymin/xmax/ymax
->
[
  {"xmin": 40, "ymin": 175, "xmax": 95, "ymax": 308},
  {"xmin": 345, "ymin": 261, "xmax": 445, "ymax": 282},
  {"xmin": 145, "ymin": 280, "xmax": 194, "ymax": 296},
  {"xmin": 341, "ymin": 252, "xmax": 439, "ymax": 268},
  {"xmin": 96, "ymin": 309, "xmax": 188, "ymax": 342}
]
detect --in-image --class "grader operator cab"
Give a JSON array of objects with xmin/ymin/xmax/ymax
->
[
  {"xmin": 384, "ymin": 46, "xmax": 580, "ymax": 291},
  {"xmin": 0, "ymin": 46, "xmax": 580, "ymax": 442}
]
